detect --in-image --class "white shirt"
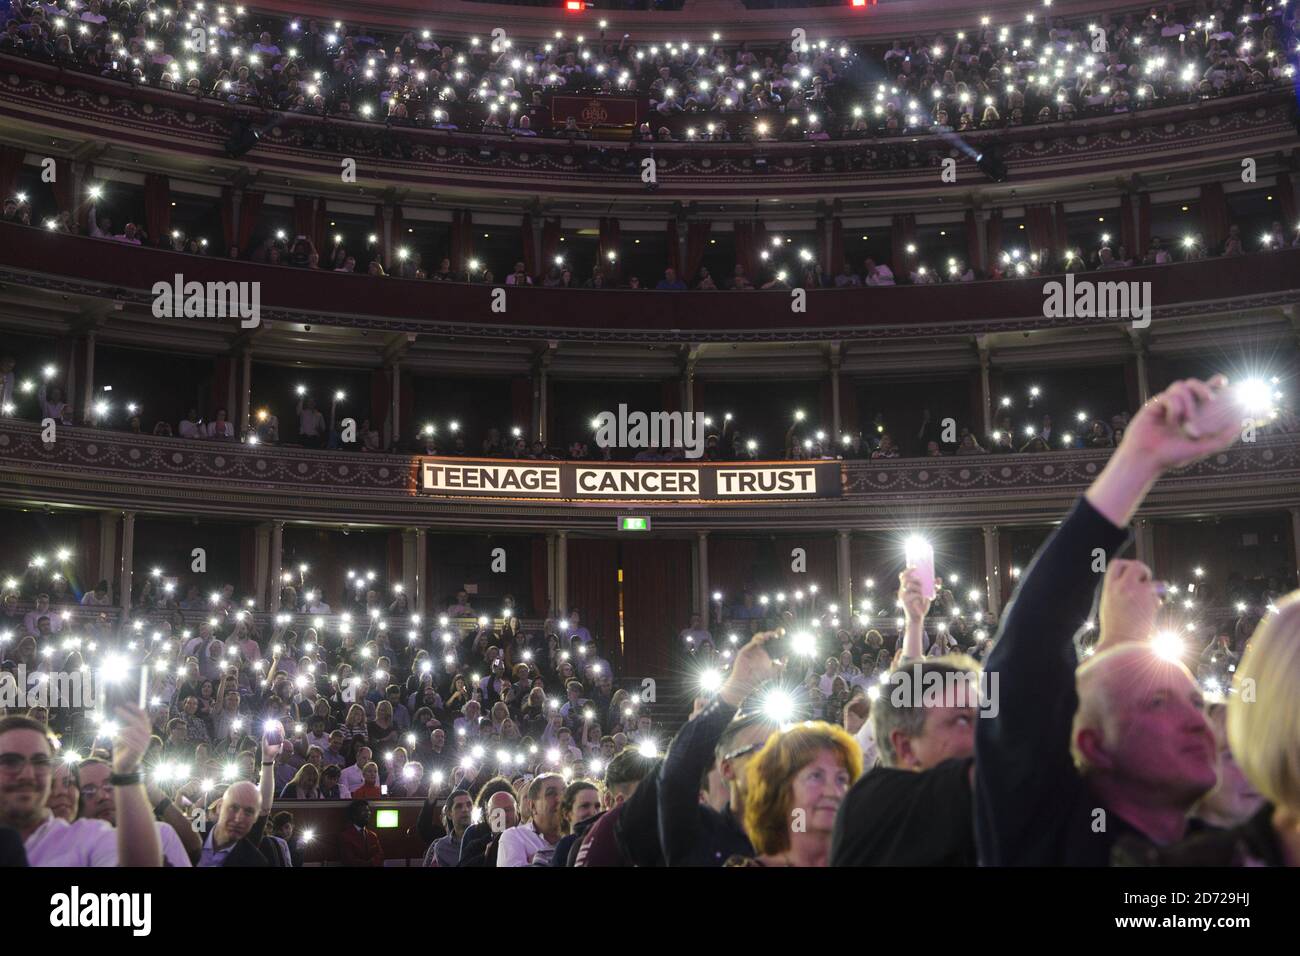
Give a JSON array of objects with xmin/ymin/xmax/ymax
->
[
  {"xmin": 339, "ymin": 764, "xmax": 365, "ymax": 794},
  {"xmin": 24, "ymin": 814, "xmax": 118, "ymax": 866},
  {"xmin": 159, "ymin": 821, "xmax": 193, "ymax": 867},
  {"xmin": 178, "ymin": 418, "xmax": 202, "ymax": 438},
  {"xmin": 206, "ymin": 420, "xmax": 235, "ymax": 439},
  {"xmin": 496, "ymin": 820, "xmax": 554, "ymax": 867},
  {"xmin": 80, "ymin": 591, "xmax": 111, "ymax": 606}
]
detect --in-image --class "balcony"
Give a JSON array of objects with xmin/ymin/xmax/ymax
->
[
  {"xmin": 3, "ymin": 224, "xmax": 1298, "ymax": 343},
  {"xmin": 2, "ymin": 420, "xmax": 1296, "ymax": 530}
]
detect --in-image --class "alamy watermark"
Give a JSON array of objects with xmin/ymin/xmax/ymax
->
[
  {"xmin": 151, "ymin": 273, "xmax": 261, "ymax": 328},
  {"xmin": 882, "ymin": 662, "xmax": 1000, "ymax": 718},
  {"xmin": 592, "ymin": 404, "xmax": 707, "ymax": 459},
  {"xmin": 1041, "ymin": 274, "xmax": 1151, "ymax": 329},
  {"xmin": 0, "ymin": 666, "xmax": 98, "ymax": 710}
]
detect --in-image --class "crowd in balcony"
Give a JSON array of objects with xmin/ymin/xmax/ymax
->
[{"xmin": 0, "ymin": 0, "xmax": 1293, "ymax": 143}]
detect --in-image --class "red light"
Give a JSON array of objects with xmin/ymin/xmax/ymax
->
[
  {"xmin": 850, "ymin": 0, "xmax": 875, "ymax": 6},
  {"xmin": 564, "ymin": 0, "xmax": 583, "ymax": 10}
]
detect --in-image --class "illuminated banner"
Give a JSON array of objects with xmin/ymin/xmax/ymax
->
[
  {"xmin": 419, "ymin": 459, "xmax": 840, "ymax": 501},
  {"xmin": 550, "ymin": 95, "xmax": 640, "ymax": 132}
]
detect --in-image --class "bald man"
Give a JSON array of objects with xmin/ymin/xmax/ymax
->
[
  {"xmin": 976, "ymin": 376, "xmax": 1240, "ymax": 865},
  {"xmin": 456, "ymin": 780, "xmax": 518, "ymax": 867},
  {"xmin": 197, "ymin": 727, "xmax": 281, "ymax": 866}
]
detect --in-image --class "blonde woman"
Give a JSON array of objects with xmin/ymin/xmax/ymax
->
[{"xmin": 725, "ymin": 721, "xmax": 862, "ymax": 867}]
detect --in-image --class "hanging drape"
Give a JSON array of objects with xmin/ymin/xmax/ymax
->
[
  {"xmin": 143, "ymin": 173, "xmax": 171, "ymax": 247},
  {"xmin": 665, "ymin": 219, "xmax": 681, "ymax": 276},
  {"xmin": 1025, "ymin": 204, "xmax": 1055, "ymax": 262},
  {"xmin": 530, "ymin": 537, "xmax": 549, "ymax": 617},
  {"xmin": 1053, "ymin": 201, "xmax": 1070, "ymax": 259},
  {"xmin": 1137, "ymin": 192, "xmax": 1151, "ymax": 255},
  {"xmin": 521, "ymin": 212, "xmax": 538, "ymax": 277},
  {"xmin": 621, "ymin": 539, "xmax": 692, "ymax": 680},
  {"xmin": 1276, "ymin": 173, "xmax": 1297, "ymax": 227},
  {"xmin": 964, "ymin": 209, "xmax": 983, "ymax": 272},
  {"xmin": 293, "ymin": 195, "xmax": 326, "ymax": 254},
  {"xmin": 985, "ymin": 209, "xmax": 1003, "ymax": 269},
  {"xmin": 889, "ymin": 213, "xmax": 916, "ymax": 276},
  {"xmin": 540, "ymin": 217, "xmax": 562, "ymax": 271},
  {"xmin": 510, "ymin": 376, "xmax": 532, "ymax": 440},
  {"xmin": 1119, "ymin": 193, "xmax": 1136, "ymax": 256},
  {"xmin": 1199, "ymin": 183, "xmax": 1229, "ymax": 252},
  {"xmin": 566, "ymin": 537, "xmax": 621, "ymax": 664},
  {"xmin": 684, "ymin": 219, "xmax": 711, "ymax": 282},
  {"xmin": 369, "ymin": 369, "xmax": 390, "ymax": 438},
  {"xmin": 598, "ymin": 216, "xmax": 622, "ymax": 282},
  {"xmin": 829, "ymin": 217, "xmax": 844, "ymax": 274},
  {"xmin": 0, "ymin": 146, "xmax": 25, "ymax": 206},
  {"xmin": 450, "ymin": 209, "xmax": 474, "ymax": 272},
  {"xmin": 236, "ymin": 190, "xmax": 264, "ymax": 255}
]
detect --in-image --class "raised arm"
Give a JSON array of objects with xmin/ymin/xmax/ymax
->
[
  {"xmin": 897, "ymin": 567, "xmax": 932, "ymax": 661},
  {"xmin": 113, "ymin": 705, "xmax": 164, "ymax": 867},
  {"xmin": 657, "ymin": 631, "xmax": 776, "ymax": 865},
  {"xmin": 975, "ymin": 376, "xmax": 1241, "ymax": 865}
]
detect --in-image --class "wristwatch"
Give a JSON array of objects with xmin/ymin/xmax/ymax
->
[{"xmin": 110, "ymin": 771, "xmax": 144, "ymax": 786}]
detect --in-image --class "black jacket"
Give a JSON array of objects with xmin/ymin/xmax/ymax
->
[
  {"xmin": 0, "ymin": 825, "xmax": 27, "ymax": 866},
  {"xmin": 974, "ymin": 497, "xmax": 1136, "ymax": 866},
  {"xmin": 657, "ymin": 698, "xmax": 754, "ymax": 866},
  {"xmin": 1113, "ymin": 804, "xmax": 1283, "ymax": 867}
]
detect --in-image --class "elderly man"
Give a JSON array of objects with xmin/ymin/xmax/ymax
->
[
  {"xmin": 197, "ymin": 726, "xmax": 281, "ymax": 866},
  {"xmin": 0, "ymin": 705, "xmax": 161, "ymax": 865},
  {"xmin": 457, "ymin": 783, "xmax": 520, "ymax": 866},
  {"xmin": 976, "ymin": 376, "xmax": 1239, "ymax": 865},
  {"xmin": 497, "ymin": 773, "xmax": 565, "ymax": 866},
  {"xmin": 75, "ymin": 757, "xmax": 199, "ymax": 866}
]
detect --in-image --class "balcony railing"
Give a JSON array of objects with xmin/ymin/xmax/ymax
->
[
  {"xmin": 3, "ymin": 421, "xmax": 1297, "ymax": 529},
  {"xmin": 3, "ymin": 224, "xmax": 1298, "ymax": 342}
]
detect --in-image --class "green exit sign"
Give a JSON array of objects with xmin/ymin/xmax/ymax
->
[
  {"xmin": 619, "ymin": 516, "xmax": 651, "ymax": 531},
  {"xmin": 374, "ymin": 809, "xmax": 400, "ymax": 829}
]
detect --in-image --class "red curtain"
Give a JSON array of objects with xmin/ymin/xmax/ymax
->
[
  {"xmin": 598, "ymin": 216, "xmax": 622, "ymax": 282},
  {"xmin": 732, "ymin": 219, "xmax": 768, "ymax": 280},
  {"xmin": 829, "ymin": 217, "xmax": 844, "ymax": 274},
  {"xmin": 521, "ymin": 212, "xmax": 537, "ymax": 277},
  {"xmin": 709, "ymin": 537, "xmax": 763, "ymax": 597},
  {"xmin": 684, "ymin": 219, "xmax": 711, "ymax": 282},
  {"xmin": 1277, "ymin": 173, "xmax": 1297, "ymax": 227},
  {"xmin": 237, "ymin": 190, "xmax": 264, "ymax": 255},
  {"xmin": 293, "ymin": 196, "xmax": 325, "ymax": 254},
  {"xmin": 964, "ymin": 209, "xmax": 982, "ymax": 272},
  {"xmin": 566, "ymin": 537, "xmax": 620, "ymax": 665},
  {"xmin": 890, "ymin": 213, "xmax": 916, "ymax": 276},
  {"xmin": 621, "ymin": 539, "xmax": 692, "ymax": 681},
  {"xmin": 530, "ymin": 537, "xmax": 549, "ymax": 617},
  {"xmin": 0, "ymin": 146, "xmax": 24, "ymax": 206},
  {"xmin": 451, "ymin": 209, "xmax": 474, "ymax": 271},
  {"xmin": 540, "ymin": 217, "xmax": 562, "ymax": 272},
  {"xmin": 985, "ymin": 209, "xmax": 1003, "ymax": 270},
  {"xmin": 386, "ymin": 531, "xmax": 403, "ymax": 586},
  {"xmin": 391, "ymin": 205, "xmax": 405, "ymax": 260},
  {"xmin": 665, "ymin": 219, "xmax": 681, "ymax": 276},
  {"xmin": 1119, "ymin": 193, "xmax": 1136, "ymax": 256},
  {"xmin": 839, "ymin": 379, "xmax": 858, "ymax": 434},
  {"xmin": 1199, "ymin": 183, "xmax": 1229, "ymax": 251},
  {"xmin": 1053, "ymin": 201, "xmax": 1070, "ymax": 258},
  {"xmin": 1137, "ymin": 193, "xmax": 1151, "ymax": 255},
  {"xmin": 53, "ymin": 158, "xmax": 78, "ymax": 228},
  {"xmin": 143, "ymin": 174, "xmax": 170, "ymax": 247},
  {"xmin": 659, "ymin": 379, "xmax": 680, "ymax": 415},
  {"xmin": 400, "ymin": 375, "xmax": 414, "ymax": 447},
  {"xmin": 1025, "ymin": 205, "xmax": 1054, "ymax": 262}
]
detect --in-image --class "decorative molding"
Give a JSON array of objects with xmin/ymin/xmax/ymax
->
[{"xmin": 3, "ymin": 422, "xmax": 1298, "ymax": 531}]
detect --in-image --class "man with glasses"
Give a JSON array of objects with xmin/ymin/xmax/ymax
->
[
  {"xmin": 657, "ymin": 631, "xmax": 780, "ymax": 865},
  {"xmin": 76, "ymin": 757, "xmax": 199, "ymax": 866},
  {"xmin": 0, "ymin": 706, "xmax": 162, "ymax": 865}
]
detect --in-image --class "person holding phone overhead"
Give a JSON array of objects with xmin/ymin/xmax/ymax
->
[{"xmin": 197, "ymin": 722, "xmax": 283, "ymax": 866}]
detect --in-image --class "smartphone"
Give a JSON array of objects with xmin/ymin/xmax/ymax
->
[
  {"xmin": 263, "ymin": 720, "xmax": 284, "ymax": 747},
  {"xmin": 764, "ymin": 626, "xmax": 789, "ymax": 661},
  {"xmin": 905, "ymin": 537, "xmax": 937, "ymax": 600},
  {"xmin": 99, "ymin": 662, "xmax": 150, "ymax": 715},
  {"xmin": 1182, "ymin": 380, "xmax": 1242, "ymax": 439}
]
